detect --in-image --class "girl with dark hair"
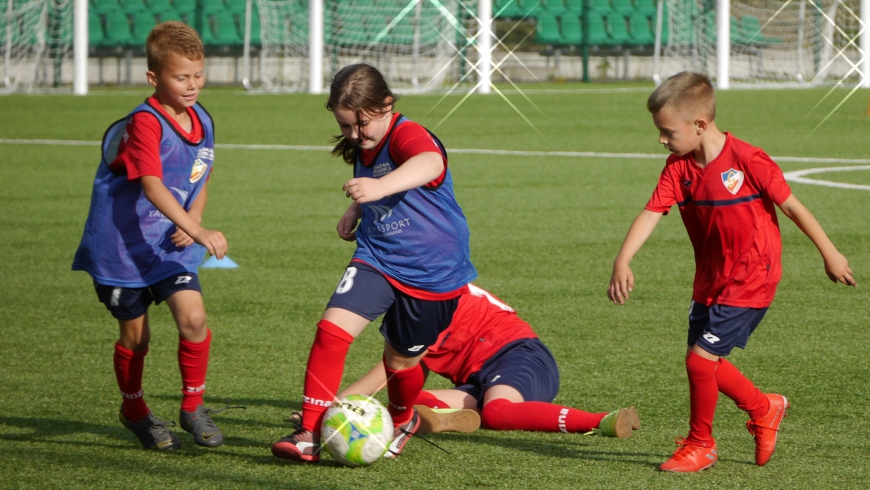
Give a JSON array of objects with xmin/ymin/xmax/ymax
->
[{"xmin": 272, "ymin": 63, "xmax": 477, "ymax": 463}]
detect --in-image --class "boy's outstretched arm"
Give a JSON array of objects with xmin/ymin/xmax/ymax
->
[
  {"xmin": 343, "ymin": 152, "xmax": 443, "ymax": 203},
  {"xmin": 608, "ymin": 209, "xmax": 663, "ymax": 305},
  {"xmin": 140, "ymin": 176, "xmax": 228, "ymax": 259},
  {"xmin": 777, "ymin": 194, "xmax": 857, "ymax": 286}
]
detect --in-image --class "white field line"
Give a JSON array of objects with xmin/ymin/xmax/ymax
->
[
  {"xmin": 2, "ymin": 138, "xmax": 869, "ymax": 190},
  {"xmin": 782, "ymin": 165, "xmax": 870, "ymax": 191}
]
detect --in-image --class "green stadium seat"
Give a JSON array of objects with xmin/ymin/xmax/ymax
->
[
  {"xmin": 560, "ymin": 12, "xmax": 581, "ymax": 44},
  {"xmin": 211, "ymin": 10, "xmax": 241, "ymax": 45},
  {"xmin": 542, "ymin": 0, "xmax": 566, "ymax": 17},
  {"xmin": 174, "ymin": 0, "xmax": 196, "ymax": 15},
  {"xmin": 385, "ymin": 17, "xmax": 415, "ymax": 45},
  {"xmin": 606, "ymin": 11, "xmax": 630, "ymax": 45},
  {"xmin": 120, "ymin": 0, "xmax": 148, "ymax": 14},
  {"xmin": 91, "ymin": 0, "xmax": 121, "ymax": 15},
  {"xmin": 89, "ymin": 14, "xmax": 105, "ymax": 46},
  {"xmin": 740, "ymin": 15, "xmax": 779, "ymax": 45},
  {"xmin": 517, "ymin": 0, "xmax": 543, "ymax": 19},
  {"xmin": 202, "ymin": 0, "xmax": 225, "ymax": 16},
  {"xmin": 103, "ymin": 11, "xmax": 133, "ymax": 46},
  {"xmin": 589, "ymin": 0, "xmax": 612, "ymax": 15},
  {"xmin": 627, "ymin": 11, "xmax": 654, "ymax": 45},
  {"xmin": 612, "ymin": 0, "xmax": 635, "ymax": 16},
  {"xmin": 493, "ymin": 0, "xmax": 522, "ymax": 19},
  {"xmin": 131, "ymin": 11, "xmax": 157, "ymax": 44},
  {"xmin": 157, "ymin": 8, "xmax": 184, "ymax": 24},
  {"xmin": 565, "ymin": 0, "xmax": 582, "ymax": 14},
  {"xmin": 586, "ymin": 11, "xmax": 609, "ymax": 44},
  {"xmin": 225, "ymin": 0, "xmax": 249, "ymax": 15},
  {"xmin": 635, "ymin": 0, "xmax": 657, "ymax": 17},
  {"xmin": 534, "ymin": 11, "xmax": 562, "ymax": 44},
  {"xmin": 147, "ymin": 0, "xmax": 173, "ymax": 14}
]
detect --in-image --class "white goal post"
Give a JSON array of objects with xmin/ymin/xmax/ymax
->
[{"xmin": 653, "ymin": 0, "xmax": 870, "ymax": 88}]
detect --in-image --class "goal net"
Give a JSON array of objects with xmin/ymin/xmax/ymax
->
[
  {"xmin": 253, "ymin": 0, "xmax": 472, "ymax": 92},
  {"xmin": 1, "ymin": 0, "xmax": 72, "ymax": 93},
  {"xmin": 656, "ymin": 0, "xmax": 865, "ymax": 86}
]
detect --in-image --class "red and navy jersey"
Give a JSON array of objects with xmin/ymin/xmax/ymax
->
[
  {"xmin": 352, "ymin": 114, "xmax": 477, "ymax": 296},
  {"xmin": 73, "ymin": 99, "xmax": 215, "ymax": 287},
  {"xmin": 422, "ymin": 284, "xmax": 538, "ymax": 385},
  {"xmin": 645, "ymin": 133, "xmax": 792, "ymax": 308}
]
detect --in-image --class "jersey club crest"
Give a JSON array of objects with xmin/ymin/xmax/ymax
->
[{"xmin": 721, "ymin": 168, "xmax": 745, "ymax": 195}]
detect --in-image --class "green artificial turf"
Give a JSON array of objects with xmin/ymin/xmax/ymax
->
[{"xmin": 0, "ymin": 83, "xmax": 868, "ymax": 489}]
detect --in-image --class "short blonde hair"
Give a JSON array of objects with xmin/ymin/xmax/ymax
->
[
  {"xmin": 146, "ymin": 21, "xmax": 204, "ymax": 73},
  {"xmin": 647, "ymin": 71, "xmax": 716, "ymax": 122}
]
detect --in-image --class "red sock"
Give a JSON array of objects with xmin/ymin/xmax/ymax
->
[
  {"xmin": 716, "ymin": 357, "xmax": 770, "ymax": 420},
  {"xmin": 301, "ymin": 320, "xmax": 353, "ymax": 432},
  {"xmin": 178, "ymin": 328, "xmax": 211, "ymax": 412},
  {"xmin": 686, "ymin": 351, "xmax": 719, "ymax": 447},
  {"xmin": 114, "ymin": 342, "xmax": 149, "ymax": 421},
  {"xmin": 413, "ymin": 391, "xmax": 449, "ymax": 409},
  {"xmin": 481, "ymin": 398, "xmax": 607, "ymax": 433},
  {"xmin": 385, "ymin": 361, "xmax": 424, "ymax": 426}
]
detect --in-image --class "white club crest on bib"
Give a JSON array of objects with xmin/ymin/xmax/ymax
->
[
  {"xmin": 189, "ymin": 159, "xmax": 208, "ymax": 183},
  {"xmin": 721, "ymin": 168, "xmax": 744, "ymax": 195}
]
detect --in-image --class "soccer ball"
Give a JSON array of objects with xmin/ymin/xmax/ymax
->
[{"xmin": 321, "ymin": 394, "xmax": 394, "ymax": 467}]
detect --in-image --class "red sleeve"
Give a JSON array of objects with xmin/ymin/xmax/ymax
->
[
  {"xmin": 644, "ymin": 157, "xmax": 681, "ymax": 214},
  {"xmin": 389, "ymin": 121, "xmax": 447, "ymax": 188},
  {"xmin": 111, "ymin": 112, "xmax": 163, "ymax": 181},
  {"xmin": 747, "ymin": 150, "xmax": 791, "ymax": 205}
]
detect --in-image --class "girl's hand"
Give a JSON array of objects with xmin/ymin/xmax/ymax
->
[
  {"xmin": 337, "ymin": 203, "xmax": 362, "ymax": 241},
  {"xmin": 343, "ymin": 177, "xmax": 386, "ymax": 204}
]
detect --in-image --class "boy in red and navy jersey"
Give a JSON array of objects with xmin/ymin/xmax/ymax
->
[
  {"xmin": 341, "ymin": 284, "xmax": 640, "ymax": 438},
  {"xmin": 608, "ymin": 72, "xmax": 856, "ymax": 472}
]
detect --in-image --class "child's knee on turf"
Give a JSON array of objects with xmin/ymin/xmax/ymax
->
[
  {"xmin": 118, "ymin": 317, "xmax": 150, "ymax": 351},
  {"xmin": 174, "ymin": 307, "xmax": 208, "ymax": 341}
]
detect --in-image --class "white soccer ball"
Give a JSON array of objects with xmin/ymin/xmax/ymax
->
[{"xmin": 321, "ymin": 395, "xmax": 394, "ymax": 467}]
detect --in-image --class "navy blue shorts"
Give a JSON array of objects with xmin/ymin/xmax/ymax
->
[
  {"xmin": 454, "ymin": 338, "xmax": 560, "ymax": 410},
  {"xmin": 687, "ymin": 301, "xmax": 768, "ymax": 356},
  {"xmin": 326, "ymin": 262, "xmax": 458, "ymax": 357},
  {"xmin": 94, "ymin": 273, "xmax": 201, "ymax": 321}
]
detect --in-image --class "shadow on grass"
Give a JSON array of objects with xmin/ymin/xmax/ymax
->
[
  {"xmin": 430, "ymin": 431, "xmax": 662, "ymax": 468},
  {"xmin": 149, "ymin": 394, "xmax": 302, "ymax": 413}
]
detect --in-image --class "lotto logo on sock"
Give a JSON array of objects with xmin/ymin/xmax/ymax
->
[
  {"xmin": 185, "ymin": 383, "xmax": 206, "ymax": 394},
  {"xmin": 121, "ymin": 389, "xmax": 143, "ymax": 400},
  {"xmin": 303, "ymin": 396, "xmax": 332, "ymax": 408},
  {"xmin": 558, "ymin": 408, "xmax": 569, "ymax": 433}
]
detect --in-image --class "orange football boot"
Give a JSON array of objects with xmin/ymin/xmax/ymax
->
[
  {"xmin": 746, "ymin": 393, "xmax": 790, "ymax": 466},
  {"xmin": 659, "ymin": 437, "xmax": 718, "ymax": 473}
]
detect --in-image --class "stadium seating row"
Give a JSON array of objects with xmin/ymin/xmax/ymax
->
[
  {"xmin": 81, "ymin": 1, "xmax": 775, "ymax": 51},
  {"xmin": 535, "ymin": 10, "xmax": 664, "ymax": 48},
  {"xmin": 494, "ymin": 0, "xmax": 660, "ymax": 20},
  {"xmin": 89, "ymin": 2, "xmax": 260, "ymax": 48}
]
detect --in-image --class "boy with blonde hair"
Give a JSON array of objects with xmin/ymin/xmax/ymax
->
[
  {"xmin": 608, "ymin": 72, "xmax": 856, "ymax": 472},
  {"xmin": 73, "ymin": 21, "xmax": 228, "ymax": 451}
]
